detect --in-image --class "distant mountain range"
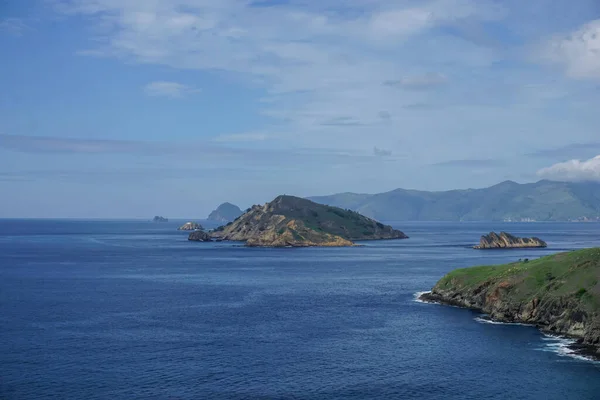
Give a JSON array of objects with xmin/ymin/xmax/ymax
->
[{"xmin": 308, "ymin": 180, "xmax": 600, "ymax": 222}]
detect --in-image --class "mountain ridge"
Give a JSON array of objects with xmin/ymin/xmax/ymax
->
[{"xmin": 308, "ymin": 180, "xmax": 600, "ymax": 222}]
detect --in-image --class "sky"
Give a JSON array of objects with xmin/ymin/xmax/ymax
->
[{"xmin": 1, "ymin": 0, "xmax": 600, "ymax": 218}]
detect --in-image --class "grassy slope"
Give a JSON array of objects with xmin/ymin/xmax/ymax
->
[
  {"xmin": 435, "ymin": 248, "xmax": 600, "ymax": 313},
  {"xmin": 259, "ymin": 195, "xmax": 406, "ymax": 240}
]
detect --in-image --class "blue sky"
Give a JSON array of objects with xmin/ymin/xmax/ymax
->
[{"xmin": 1, "ymin": 0, "xmax": 600, "ymax": 218}]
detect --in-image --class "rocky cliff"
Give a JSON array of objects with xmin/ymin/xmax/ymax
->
[
  {"xmin": 178, "ymin": 222, "xmax": 203, "ymax": 231},
  {"xmin": 208, "ymin": 202, "xmax": 243, "ymax": 223},
  {"xmin": 474, "ymin": 232, "xmax": 546, "ymax": 249},
  {"xmin": 420, "ymin": 248, "xmax": 600, "ymax": 357},
  {"xmin": 211, "ymin": 195, "xmax": 408, "ymax": 247},
  {"xmin": 188, "ymin": 230, "xmax": 212, "ymax": 242}
]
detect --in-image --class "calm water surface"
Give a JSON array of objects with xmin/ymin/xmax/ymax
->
[{"xmin": 1, "ymin": 220, "xmax": 600, "ymax": 399}]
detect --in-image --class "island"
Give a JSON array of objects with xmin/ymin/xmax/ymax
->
[
  {"xmin": 207, "ymin": 202, "xmax": 243, "ymax": 223},
  {"xmin": 474, "ymin": 232, "xmax": 547, "ymax": 249},
  {"xmin": 204, "ymin": 195, "xmax": 408, "ymax": 247},
  {"xmin": 420, "ymin": 248, "xmax": 600, "ymax": 358},
  {"xmin": 178, "ymin": 222, "xmax": 203, "ymax": 231},
  {"xmin": 153, "ymin": 216, "xmax": 168, "ymax": 222}
]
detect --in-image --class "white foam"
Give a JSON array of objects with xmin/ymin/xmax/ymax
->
[
  {"xmin": 538, "ymin": 333, "xmax": 599, "ymax": 363},
  {"xmin": 474, "ymin": 316, "xmax": 534, "ymax": 327},
  {"xmin": 413, "ymin": 291, "xmax": 431, "ymax": 303}
]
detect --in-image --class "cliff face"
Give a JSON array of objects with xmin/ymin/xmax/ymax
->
[
  {"xmin": 207, "ymin": 203, "xmax": 243, "ymax": 223},
  {"xmin": 211, "ymin": 195, "xmax": 408, "ymax": 247},
  {"xmin": 421, "ymin": 248, "xmax": 600, "ymax": 356},
  {"xmin": 474, "ymin": 232, "xmax": 547, "ymax": 249}
]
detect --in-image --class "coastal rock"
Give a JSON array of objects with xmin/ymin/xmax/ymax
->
[
  {"xmin": 153, "ymin": 216, "xmax": 168, "ymax": 222},
  {"xmin": 420, "ymin": 248, "xmax": 600, "ymax": 357},
  {"xmin": 474, "ymin": 231, "xmax": 546, "ymax": 249},
  {"xmin": 211, "ymin": 195, "xmax": 408, "ymax": 247},
  {"xmin": 178, "ymin": 222, "xmax": 203, "ymax": 231},
  {"xmin": 188, "ymin": 230, "xmax": 212, "ymax": 242},
  {"xmin": 207, "ymin": 203, "xmax": 243, "ymax": 223}
]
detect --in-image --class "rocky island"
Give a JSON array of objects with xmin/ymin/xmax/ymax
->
[
  {"xmin": 205, "ymin": 195, "xmax": 408, "ymax": 247},
  {"xmin": 153, "ymin": 216, "xmax": 168, "ymax": 222},
  {"xmin": 420, "ymin": 248, "xmax": 600, "ymax": 358},
  {"xmin": 188, "ymin": 230, "xmax": 212, "ymax": 242},
  {"xmin": 474, "ymin": 232, "xmax": 547, "ymax": 249},
  {"xmin": 208, "ymin": 202, "xmax": 243, "ymax": 223},
  {"xmin": 178, "ymin": 222, "xmax": 203, "ymax": 231}
]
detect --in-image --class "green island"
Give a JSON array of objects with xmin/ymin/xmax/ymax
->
[
  {"xmin": 192, "ymin": 195, "xmax": 408, "ymax": 247},
  {"xmin": 421, "ymin": 248, "xmax": 600, "ymax": 357}
]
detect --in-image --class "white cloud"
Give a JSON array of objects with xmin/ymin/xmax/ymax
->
[
  {"xmin": 48, "ymin": 0, "xmax": 600, "ymax": 165},
  {"xmin": 213, "ymin": 133, "xmax": 269, "ymax": 142},
  {"xmin": 0, "ymin": 18, "xmax": 28, "ymax": 36},
  {"xmin": 537, "ymin": 155, "xmax": 600, "ymax": 181},
  {"xmin": 540, "ymin": 19, "xmax": 600, "ymax": 80},
  {"xmin": 383, "ymin": 73, "xmax": 447, "ymax": 89},
  {"xmin": 142, "ymin": 81, "xmax": 199, "ymax": 98}
]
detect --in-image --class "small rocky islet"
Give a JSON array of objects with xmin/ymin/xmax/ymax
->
[
  {"xmin": 177, "ymin": 222, "xmax": 203, "ymax": 231},
  {"xmin": 188, "ymin": 195, "xmax": 408, "ymax": 247},
  {"xmin": 474, "ymin": 231, "xmax": 547, "ymax": 249},
  {"xmin": 420, "ymin": 248, "xmax": 600, "ymax": 358}
]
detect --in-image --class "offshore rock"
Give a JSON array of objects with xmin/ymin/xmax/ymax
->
[
  {"xmin": 188, "ymin": 230, "xmax": 212, "ymax": 242},
  {"xmin": 474, "ymin": 231, "xmax": 546, "ymax": 249},
  {"xmin": 178, "ymin": 222, "xmax": 203, "ymax": 231}
]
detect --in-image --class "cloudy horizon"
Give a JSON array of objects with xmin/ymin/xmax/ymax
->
[{"xmin": 1, "ymin": 0, "xmax": 600, "ymax": 218}]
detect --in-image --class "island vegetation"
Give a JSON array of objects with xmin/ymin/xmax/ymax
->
[{"xmin": 420, "ymin": 248, "xmax": 600, "ymax": 357}]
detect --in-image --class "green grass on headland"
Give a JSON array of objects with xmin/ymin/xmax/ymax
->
[{"xmin": 436, "ymin": 248, "xmax": 600, "ymax": 312}]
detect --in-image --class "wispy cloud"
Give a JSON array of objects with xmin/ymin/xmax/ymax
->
[
  {"xmin": 539, "ymin": 19, "xmax": 600, "ymax": 80},
  {"xmin": 0, "ymin": 18, "xmax": 28, "ymax": 36},
  {"xmin": 143, "ymin": 81, "xmax": 199, "ymax": 98},
  {"xmin": 383, "ymin": 73, "xmax": 448, "ymax": 90},
  {"xmin": 373, "ymin": 147, "xmax": 392, "ymax": 156},
  {"xmin": 51, "ymin": 0, "xmax": 506, "ymax": 149},
  {"xmin": 528, "ymin": 142, "xmax": 600, "ymax": 158},
  {"xmin": 432, "ymin": 159, "xmax": 504, "ymax": 168},
  {"xmin": 213, "ymin": 133, "xmax": 269, "ymax": 143},
  {"xmin": 0, "ymin": 134, "xmax": 163, "ymax": 154},
  {"xmin": 537, "ymin": 155, "xmax": 600, "ymax": 181}
]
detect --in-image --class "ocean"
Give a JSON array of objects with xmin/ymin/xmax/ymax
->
[{"xmin": 1, "ymin": 219, "xmax": 600, "ymax": 399}]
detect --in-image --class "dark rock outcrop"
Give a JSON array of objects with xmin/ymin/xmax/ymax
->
[
  {"xmin": 178, "ymin": 222, "xmax": 203, "ymax": 231},
  {"xmin": 153, "ymin": 216, "xmax": 168, "ymax": 222},
  {"xmin": 188, "ymin": 230, "xmax": 212, "ymax": 242},
  {"xmin": 211, "ymin": 195, "xmax": 408, "ymax": 247},
  {"xmin": 474, "ymin": 231, "xmax": 546, "ymax": 249}
]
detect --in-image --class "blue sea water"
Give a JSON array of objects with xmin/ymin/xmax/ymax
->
[{"xmin": 1, "ymin": 220, "xmax": 600, "ymax": 400}]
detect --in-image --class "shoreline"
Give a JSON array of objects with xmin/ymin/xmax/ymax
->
[{"xmin": 418, "ymin": 292, "xmax": 600, "ymax": 362}]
